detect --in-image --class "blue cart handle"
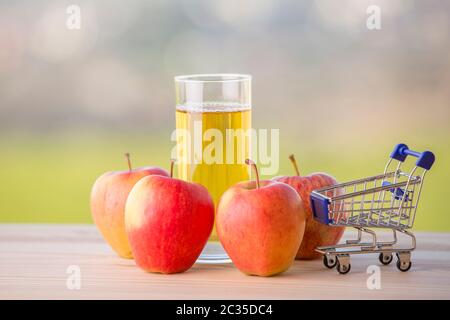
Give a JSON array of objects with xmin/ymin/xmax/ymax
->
[{"xmin": 390, "ymin": 143, "xmax": 435, "ymax": 170}]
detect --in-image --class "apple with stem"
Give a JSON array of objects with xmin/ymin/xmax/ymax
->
[
  {"xmin": 274, "ymin": 154, "xmax": 345, "ymax": 260},
  {"xmin": 216, "ymin": 159, "xmax": 306, "ymax": 276},
  {"xmin": 125, "ymin": 160, "xmax": 215, "ymax": 274},
  {"xmin": 90, "ymin": 153, "xmax": 169, "ymax": 258}
]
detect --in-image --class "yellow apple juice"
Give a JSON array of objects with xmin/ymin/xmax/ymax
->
[{"xmin": 175, "ymin": 103, "xmax": 251, "ymax": 241}]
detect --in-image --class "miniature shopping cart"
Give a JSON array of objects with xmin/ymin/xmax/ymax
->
[{"xmin": 311, "ymin": 143, "xmax": 435, "ymax": 274}]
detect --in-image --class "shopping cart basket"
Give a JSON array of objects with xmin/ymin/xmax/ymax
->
[{"xmin": 311, "ymin": 143, "xmax": 435, "ymax": 274}]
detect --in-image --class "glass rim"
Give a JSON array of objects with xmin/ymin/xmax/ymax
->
[{"xmin": 174, "ymin": 73, "xmax": 251, "ymax": 83}]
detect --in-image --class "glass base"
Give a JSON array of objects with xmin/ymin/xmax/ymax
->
[{"xmin": 196, "ymin": 241, "xmax": 232, "ymax": 264}]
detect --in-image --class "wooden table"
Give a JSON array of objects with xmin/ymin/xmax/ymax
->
[{"xmin": 0, "ymin": 224, "xmax": 449, "ymax": 299}]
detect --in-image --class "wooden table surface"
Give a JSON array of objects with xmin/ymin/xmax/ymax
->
[{"xmin": 0, "ymin": 224, "xmax": 449, "ymax": 300}]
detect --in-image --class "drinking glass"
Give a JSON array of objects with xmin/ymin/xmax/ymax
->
[{"xmin": 174, "ymin": 74, "xmax": 252, "ymax": 263}]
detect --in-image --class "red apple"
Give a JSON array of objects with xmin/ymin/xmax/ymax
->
[
  {"xmin": 274, "ymin": 154, "xmax": 345, "ymax": 260},
  {"xmin": 125, "ymin": 160, "xmax": 214, "ymax": 274},
  {"xmin": 216, "ymin": 159, "xmax": 306, "ymax": 276},
  {"xmin": 90, "ymin": 153, "xmax": 169, "ymax": 258}
]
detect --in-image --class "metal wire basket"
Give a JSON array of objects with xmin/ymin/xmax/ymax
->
[{"xmin": 311, "ymin": 143, "xmax": 435, "ymax": 274}]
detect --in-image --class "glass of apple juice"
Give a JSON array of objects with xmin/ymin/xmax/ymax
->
[{"xmin": 174, "ymin": 74, "xmax": 252, "ymax": 263}]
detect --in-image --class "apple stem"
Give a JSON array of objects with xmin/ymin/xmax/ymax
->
[
  {"xmin": 170, "ymin": 159, "xmax": 175, "ymax": 178},
  {"xmin": 288, "ymin": 154, "xmax": 300, "ymax": 176},
  {"xmin": 125, "ymin": 153, "xmax": 132, "ymax": 172},
  {"xmin": 245, "ymin": 159, "xmax": 260, "ymax": 189}
]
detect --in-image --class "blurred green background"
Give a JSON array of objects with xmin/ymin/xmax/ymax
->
[{"xmin": 0, "ymin": 0, "xmax": 449, "ymax": 230}]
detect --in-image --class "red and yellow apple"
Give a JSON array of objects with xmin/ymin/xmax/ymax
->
[
  {"xmin": 216, "ymin": 159, "xmax": 306, "ymax": 276},
  {"xmin": 274, "ymin": 155, "xmax": 345, "ymax": 260},
  {"xmin": 125, "ymin": 160, "xmax": 214, "ymax": 274},
  {"xmin": 90, "ymin": 153, "xmax": 169, "ymax": 258}
]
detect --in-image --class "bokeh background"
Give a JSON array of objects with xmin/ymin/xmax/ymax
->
[{"xmin": 0, "ymin": 0, "xmax": 449, "ymax": 230}]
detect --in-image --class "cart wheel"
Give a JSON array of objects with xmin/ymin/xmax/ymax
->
[
  {"xmin": 336, "ymin": 261, "xmax": 351, "ymax": 274},
  {"xmin": 396, "ymin": 259, "xmax": 412, "ymax": 272},
  {"xmin": 395, "ymin": 252, "xmax": 412, "ymax": 272},
  {"xmin": 323, "ymin": 255, "xmax": 337, "ymax": 269},
  {"xmin": 379, "ymin": 253, "xmax": 393, "ymax": 265}
]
